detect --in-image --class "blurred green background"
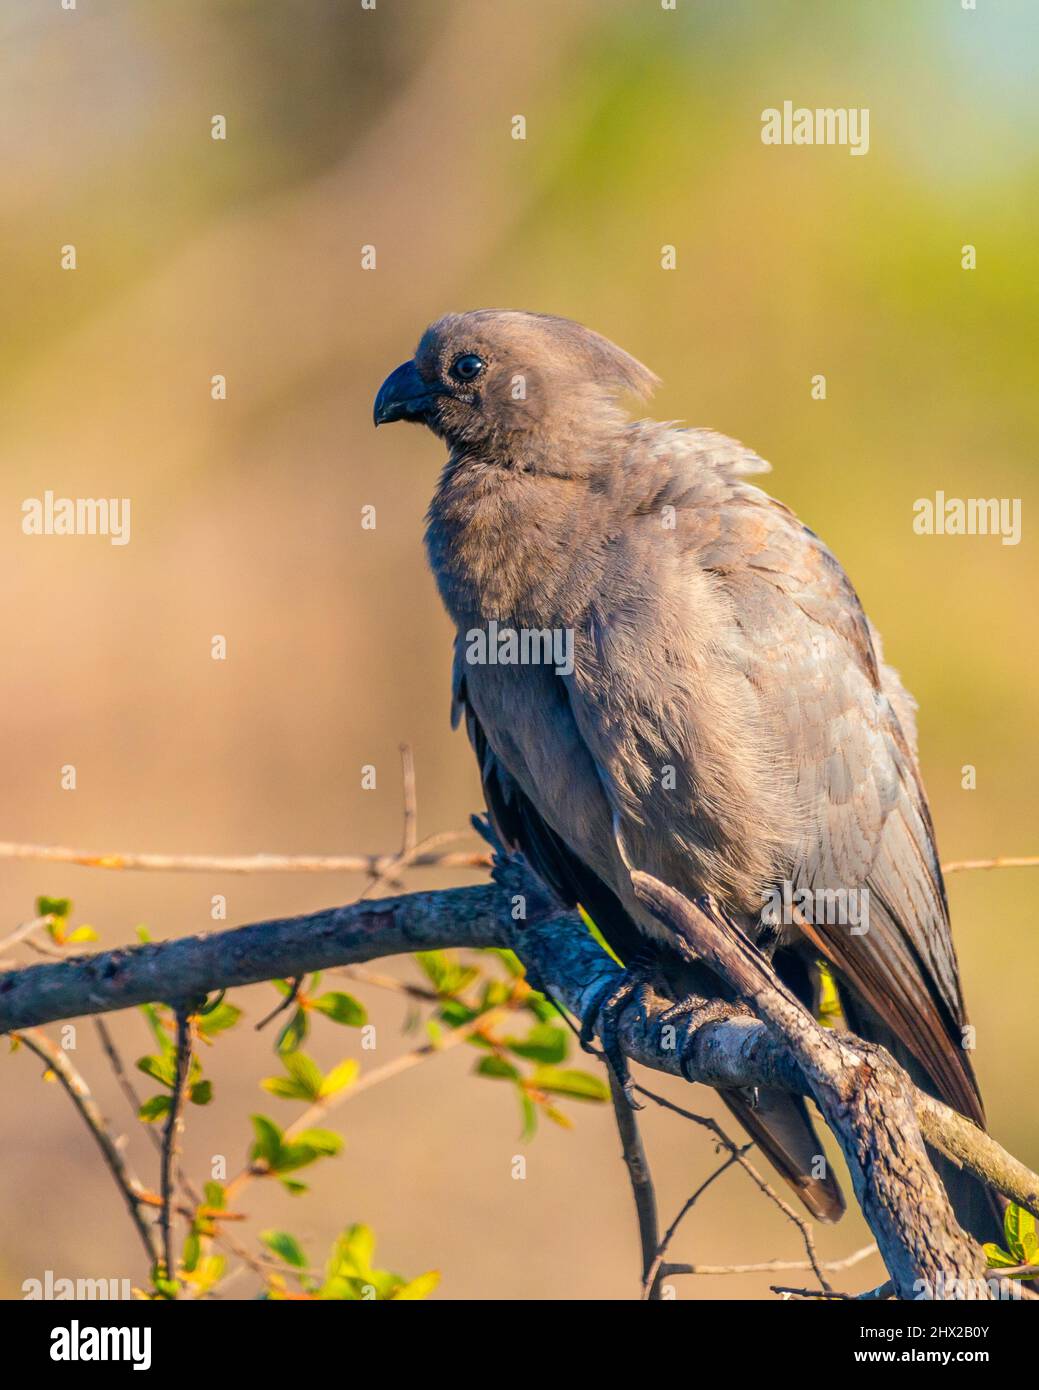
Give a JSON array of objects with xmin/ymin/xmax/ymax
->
[{"xmin": 1, "ymin": 0, "xmax": 1036, "ymax": 1299}]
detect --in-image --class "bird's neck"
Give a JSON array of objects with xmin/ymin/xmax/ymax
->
[{"xmin": 424, "ymin": 452, "xmax": 610, "ymax": 628}]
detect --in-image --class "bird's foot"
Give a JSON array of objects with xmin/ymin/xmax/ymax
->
[
  {"xmin": 656, "ymin": 993, "xmax": 750, "ymax": 1082},
  {"xmin": 579, "ymin": 970, "xmax": 654, "ymax": 1109}
]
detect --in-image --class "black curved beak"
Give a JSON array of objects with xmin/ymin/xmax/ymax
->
[{"xmin": 373, "ymin": 360, "xmax": 443, "ymax": 426}]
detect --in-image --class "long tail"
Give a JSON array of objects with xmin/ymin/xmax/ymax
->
[
  {"xmin": 721, "ymin": 1088, "xmax": 845, "ymax": 1222},
  {"xmin": 660, "ymin": 951, "xmax": 846, "ymax": 1222}
]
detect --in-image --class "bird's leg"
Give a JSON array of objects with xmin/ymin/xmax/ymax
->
[{"xmin": 579, "ymin": 968, "xmax": 655, "ymax": 1109}]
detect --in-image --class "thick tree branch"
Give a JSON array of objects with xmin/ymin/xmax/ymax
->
[
  {"xmin": 1, "ymin": 869, "xmax": 1036, "ymax": 1271},
  {"xmin": 0, "ymin": 884, "xmax": 512, "ymax": 1031}
]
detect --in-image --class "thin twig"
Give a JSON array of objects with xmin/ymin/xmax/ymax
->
[
  {"xmin": 225, "ymin": 1006, "xmax": 510, "ymax": 1202},
  {"xmin": 0, "ymin": 837, "xmax": 488, "ymax": 876},
  {"xmin": 608, "ymin": 1070, "xmax": 663, "ymax": 1300},
  {"xmin": 93, "ymin": 1014, "xmax": 259, "ymax": 1296},
  {"xmin": 13, "ymin": 1028, "xmax": 159, "ymax": 1267},
  {"xmin": 642, "ymin": 1150, "xmax": 747, "ymax": 1298},
  {"xmin": 662, "ymin": 1242, "xmax": 878, "ymax": 1277},
  {"xmin": 772, "ymin": 1278, "xmax": 896, "ymax": 1301},
  {"xmin": 334, "ymin": 964, "xmax": 440, "ymax": 1003},
  {"xmin": 94, "ymin": 1017, "xmax": 162, "ymax": 1152},
  {"xmin": 399, "ymin": 743, "xmax": 417, "ymax": 858},
  {"xmin": 159, "ymin": 1009, "xmax": 193, "ymax": 1282},
  {"xmin": 285, "ymin": 1008, "xmax": 505, "ymax": 1137},
  {"xmin": 253, "ymin": 976, "xmax": 304, "ymax": 1033},
  {"xmin": 6, "ymin": 838, "xmax": 1033, "ymax": 879},
  {"xmin": 636, "ymin": 1083, "xmax": 832, "ymax": 1291},
  {"xmin": 942, "ymin": 855, "xmax": 1039, "ymax": 874},
  {"xmin": 0, "ymin": 915, "xmax": 55, "ymax": 955},
  {"xmin": 355, "ymin": 762, "xmax": 445, "ymax": 904},
  {"xmin": 771, "ymin": 1284, "xmax": 872, "ymax": 1301}
]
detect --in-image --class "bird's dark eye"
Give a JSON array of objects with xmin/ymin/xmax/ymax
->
[{"xmin": 450, "ymin": 353, "xmax": 485, "ymax": 382}]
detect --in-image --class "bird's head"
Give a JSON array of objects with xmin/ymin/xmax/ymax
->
[{"xmin": 373, "ymin": 310, "xmax": 659, "ymax": 458}]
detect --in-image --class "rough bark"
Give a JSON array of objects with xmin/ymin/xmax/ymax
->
[{"xmin": 1, "ymin": 859, "xmax": 1034, "ymax": 1298}]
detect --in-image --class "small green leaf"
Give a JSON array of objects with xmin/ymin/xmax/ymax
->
[
  {"xmin": 261, "ymin": 1230, "xmax": 308, "ymax": 1269},
  {"xmin": 481, "ymin": 979, "xmax": 510, "ymax": 1008},
  {"xmin": 290, "ymin": 1127, "xmax": 342, "ymax": 1156},
  {"xmin": 415, "ymin": 950, "xmax": 451, "ymax": 991},
  {"xmin": 334, "ymin": 1224, "xmax": 376, "ymax": 1279},
  {"xmin": 275, "ymin": 1008, "xmax": 308, "ymax": 1056},
  {"xmin": 182, "ymin": 1231, "xmax": 201, "ymax": 1273},
  {"xmin": 260, "ymin": 1076, "xmax": 310, "ymax": 1100},
  {"xmin": 319, "ymin": 1059, "xmax": 360, "ymax": 1097},
  {"xmin": 64, "ymin": 925, "xmax": 99, "ymax": 944},
  {"xmin": 272, "ymin": 1147, "xmax": 317, "ymax": 1173},
  {"xmin": 519, "ymin": 1091, "xmax": 538, "ymax": 1140},
  {"xmin": 578, "ymin": 906, "xmax": 624, "ymax": 965},
  {"xmin": 530, "ymin": 1066, "xmax": 610, "ymax": 1101},
  {"xmin": 283, "ymin": 1052, "xmax": 325, "ymax": 1100},
  {"xmin": 415, "ymin": 951, "xmax": 478, "ymax": 996},
  {"xmin": 36, "ymin": 896, "xmax": 71, "ymax": 920},
  {"xmin": 525, "ymin": 993, "xmax": 561, "ymax": 1024},
  {"xmin": 250, "ymin": 1115, "xmax": 283, "ymax": 1166},
  {"xmin": 311, "ymin": 992, "xmax": 367, "ymax": 1027},
  {"xmin": 984, "ymin": 1243, "xmax": 1020, "ymax": 1269},
  {"xmin": 185, "ymin": 1254, "xmax": 226, "ymax": 1293},
  {"xmin": 189, "ymin": 1079, "xmax": 213, "ymax": 1106},
  {"xmin": 438, "ymin": 1000, "xmax": 476, "ymax": 1028},
  {"xmin": 138, "ymin": 1095, "xmax": 171, "ymax": 1122},
  {"xmin": 151, "ymin": 1272, "xmax": 179, "ymax": 1299},
  {"xmin": 136, "ymin": 1054, "xmax": 177, "ymax": 1088},
  {"xmin": 475, "ymin": 1056, "xmax": 520, "ymax": 1081},
  {"xmin": 1004, "ymin": 1203, "xmax": 1038, "ymax": 1263},
  {"xmin": 196, "ymin": 1002, "xmax": 241, "ymax": 1035},
  {"xmin": 489, "ymin": 947, "xmax": 525, "ymax": 978},
  {"xmin": 392, "ymin": 1270, "xmax": 440, "ymax": 1300},
  {"xmin": 275, "ymin": 1139, "xmax": 338, "ymax": 1174},
  {"xmin": 369, "ymin": 1270, "xmax": 400, "ymax": 1300},
  {"xmin": 505, "ymin": 1023, "xmax": 569, "ymax": 1064},
  {"xmin": 139, "ymin": 1003, "xmax": 173, "ymax": 1053},
  {"xmin": 318, "ymin": 1275, "xmax": 363, "ymax": 1300},
  {"xmin": 203, "ymin": 1182, "xmax": 226, "ymax": 1210}
]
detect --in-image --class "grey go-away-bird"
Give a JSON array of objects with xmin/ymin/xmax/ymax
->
[{"xmin": 374, "ymin": 309, "xmax": 995, "ymax": 1234}]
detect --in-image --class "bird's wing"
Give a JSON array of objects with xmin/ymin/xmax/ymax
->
[
  {"xmin": 533, "ymin": 425, "xmax": 980, "ymax": 1123},
  {"xmin": 451, "ymin": 648, "xmax": 647, "ymax": 966},
  {"xmin": 452, "ymin": 645, "xmax": 847, "ymax": 1222},
  {"xmin": 646, "ymin": 449, "xmax": 983, "ymax": 1124}
]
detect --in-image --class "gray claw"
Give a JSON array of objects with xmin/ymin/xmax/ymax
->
[
  {"xmin": 580, "ymin": 971, "xmax": 648, "ymax": 1106},
  {"xmin": 656, "ymin": 994, "xmax": 746, "ymax": 1081}
]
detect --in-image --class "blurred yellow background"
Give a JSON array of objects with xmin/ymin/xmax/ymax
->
[{"xmin": 1, "ymin": 0, "xmax": 1036, "ymax": 1299}]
